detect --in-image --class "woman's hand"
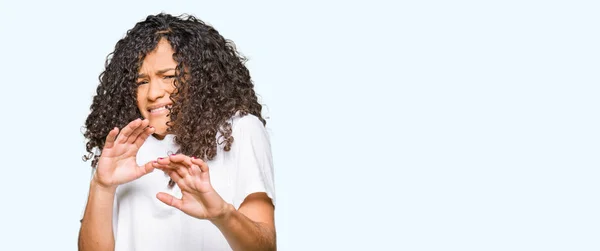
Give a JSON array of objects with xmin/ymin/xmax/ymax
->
[
  {"xmin": 153, "ymin": 154, "xmax": 232, "ymax": 221},
  {"xmin": 93, "ymin": 118, "xmax": 156, "ymax": 191}
]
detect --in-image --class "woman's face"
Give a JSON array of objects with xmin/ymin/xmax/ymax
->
[{"xmin": 136, "ymin": 39, "xmax": 177, "ymax": 138}]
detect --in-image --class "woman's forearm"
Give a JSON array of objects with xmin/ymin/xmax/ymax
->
[
  {"xmin": 78, "ymin": 179, "xmax": 116, "ymax": 251},
  {"xmin": 211, "ymin": 204, "xmax": 276, "ymax": 251}
]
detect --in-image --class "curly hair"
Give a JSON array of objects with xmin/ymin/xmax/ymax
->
[{"xmin": 83, "ymin": 13, "xmax": 265, "ymax": 170}]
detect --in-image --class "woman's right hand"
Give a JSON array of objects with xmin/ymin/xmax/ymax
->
[{"xmin": 93, "ymin": 118, "xmax": 156, "ymax": 191}]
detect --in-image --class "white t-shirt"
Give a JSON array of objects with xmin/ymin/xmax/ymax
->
[{"xmin": 83, "ymin": 114, "xmax": 275, "ymax": 251}]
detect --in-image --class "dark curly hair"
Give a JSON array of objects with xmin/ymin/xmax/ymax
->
[{"xmin": 83, "ymin": 13, "xmax": 265, "ymax": 170}]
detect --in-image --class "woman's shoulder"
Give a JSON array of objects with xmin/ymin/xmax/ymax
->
[
  {"xmin": 227, "ymin": 112, "xmax": 270, "ymax": 148},
  {"xmin": 230, "ymin": 112, "xmax": 265, "ymax": 132}
]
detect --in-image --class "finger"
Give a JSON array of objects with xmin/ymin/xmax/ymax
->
[
  {"xmin": 153, "ymin": 162, "xmax": 178, "ymax": 180},
  {"xmin": 134, "ymin": 126, "xmax": 155, "ymax": 148},
  {"xmin": 152, "ymin": 161, "xmax": 170, "ymax": 170},
  {"xmin": 166, "ymin": 170, "xmax": 190, "ymax": 190},
  {"xmin": 157, "ymin": 162, "xmax": 188, "ymax": 179},
  {"xmin": 104, "ymin": 127, "xmax": 119, "ymax": 149},
  {"xmin": 136, "ymin": 161, "xmax": 155, "ymax": 177},
  {"xmin": 156, "ymin": 157, "xmax": 189, "ymax": 178},
  {"xmin": 168, "ymin": 154, "xmax": 194, "ymax": 175},
  {"xmin": 156, "ymin": 192, "xmax": 183, "ymax": 210},
  {"xmin": 191, "ymin": 157, "xmax": 209, "ymax": 172},
  {"xmin": 168, "ymin": 154, "xmax": 193, "ymax": 166},
  {"xmin": 157, "ymin": 159, "xmax": 179, "ymax": 173},
  {"xmin": 116, "ymin": 118, "xmax": 142, "ymax": 143},
  {"xmin": 167, "ymin": 170, "xmax": 181, "ymax": 182},
  {"xmin": 155, "ymin": 156, "xmax": 172, "ymax": 165},
  {"xmin": 190, "ymin": 164, "xmax": 202, "ymax": 177},
  {"xmin": 127, "ymin": 119, "xmax": 149, "ymax": 144},
  {"xmin": 173, "ymin": 163, "xmax": 189, "ymax": 179}
]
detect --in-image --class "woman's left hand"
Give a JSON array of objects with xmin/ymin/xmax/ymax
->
[{"xmin": 153, "ymin": 154, "xmax": 231, "ymax": 220}]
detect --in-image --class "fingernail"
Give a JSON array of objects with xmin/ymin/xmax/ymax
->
[
  {"xmin": 170, "ymin": 154, "xmax": 176, "ymax": 156},
  {"xmin": 153, "ymin": 160, "xmax": 157, "ymax": 163},
  {"xmin": 149, "ymin": 126, "xmax": 154, "ymax": 128},
  {"xmin": 191, "ymin": 156, "xmax": 196, "ymax": 159},
  {"xmin": 158, "ymin": 157, "xmax": 163, "ymax": 160}
]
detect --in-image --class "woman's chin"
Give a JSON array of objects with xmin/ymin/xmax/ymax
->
[
  {"xmin": 151, "ymin": 129, "xmax": 169, "ymax": 140},
  {"xmin": 152, "ymin": 133, "xmax": 166, "ymax": 140}
]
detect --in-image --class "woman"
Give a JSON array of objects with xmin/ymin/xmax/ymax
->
[{"xmin": 78, "ymin": 13, "xmax": 276, "ymax": 251}]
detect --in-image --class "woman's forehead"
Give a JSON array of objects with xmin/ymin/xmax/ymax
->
[{"xmin": 139, "ymin": 41, "xmax": 177, "ymax": 74}]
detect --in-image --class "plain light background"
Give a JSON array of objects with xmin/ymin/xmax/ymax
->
[{"xmin": 0, "ymin": 0, "xmax": 598, "ymax": 250}]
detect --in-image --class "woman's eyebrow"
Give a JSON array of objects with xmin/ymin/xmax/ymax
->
[
  {"xmin": 138, "ymin": 68, "xmax": 176, "ymax": 78},
  {"xmin": 156, "ymin": 68, "xmax": 176, "ymax": 75}
]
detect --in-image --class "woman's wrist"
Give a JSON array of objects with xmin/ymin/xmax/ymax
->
[
  {"xmin": 91, "ymin": 176, "xmax": 117, "ymax": 195},
  {"xmin": 209, "ymin": 203, "xmax": 236, "ymax": 226}
]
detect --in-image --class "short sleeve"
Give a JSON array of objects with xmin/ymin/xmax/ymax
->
[{"xmin": 231, "ymin": 115, "xmax": 276, "ymax": 210}]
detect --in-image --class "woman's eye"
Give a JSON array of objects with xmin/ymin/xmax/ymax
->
[
  {"xmin": 164, "ymin": 75, "xmax": 176, "ymax": 79},
  {"xmin": 137, "ymin": 80, "xmax": 148, "ymax": 85}
]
